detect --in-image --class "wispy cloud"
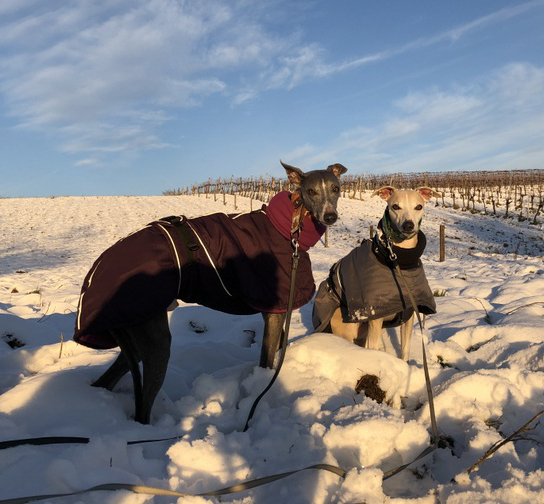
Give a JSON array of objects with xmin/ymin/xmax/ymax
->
[
  {"xmin": 273, "ymin": 0, "xmax": 544, "ymax": 83},
  {"xmin": 233, "ymin": 1, "xmax": 544, "ymax": 103},
  {"xmin": 74, "ymin": 158, "xmax": 98, "ymax": 167},
  {"xmin": 290, "ymin": 62, "xmax": 544, "ymax": 173},
  {"xmin": 0, "ymin": 0, "xmax": 301, "ymax": 155}
]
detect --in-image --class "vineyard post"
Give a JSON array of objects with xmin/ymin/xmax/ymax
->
[{"xmin": 439, "ymin": 225, "xmax": 446, "ymax": 262}]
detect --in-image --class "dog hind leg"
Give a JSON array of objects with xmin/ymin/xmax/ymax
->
[
  {"xmin": 138, "ymin": 311, "xmax": 171, "ymax": 424},
  {"xmin": 260, "ymin": 312, "xmax": 286, "ymax": 368},
  {"xmin": 106, "ymin": 311, "xmax": 171, "ymax": 424},
  {"xmin": 330, "ymin": 307, "xmax": 359, "ymax": 343},
  {"xmin": 109, "ymin": 328, "xmax": 145, "ymax": 422},
  {"xmin": 91, "ymin": 352, "xmax": 130, "ymax": 391},
  {"xmin": 353, "ymin": 321, "xmax": 369, "ymax": 347}
]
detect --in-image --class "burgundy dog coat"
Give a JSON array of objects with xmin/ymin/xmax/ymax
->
[{"xmin": 74, "ymin": 192, "xmax": 325, "ymax": 349}]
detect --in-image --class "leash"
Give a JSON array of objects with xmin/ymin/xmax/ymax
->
[
  {"xmin": 0, "ymin": 435, "xmax": 189, "ymax": 451},
  {"xmin": 0, "ymin": 205, "xmax": 442, "ymax": 503},
  {"xmin": 0, "ymin": 247, "xmax": 440, "ymax": 503},
  {"xmin": 0, "ymin": 464, "xmax": 347, "ymax": 504},
  {"xmin": 1, "ymin": 240, "xmax": 344, "ymax": 504},
  {"xmin": 381, "ymin": 266, "xmax": 440, "ymax": 479},
  {"xmin": 378, "ymin": 238, "xmax": 440, "ymax": 479},
  {"xmin": 243, "ymin": 236, "xmax": 300, "ymax": 432},
  {"xmin": 243, "ymin": 191, "xmax": 311, "ymax": 431}
]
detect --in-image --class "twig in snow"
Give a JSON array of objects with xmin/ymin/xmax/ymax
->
[
  {"xmin": 37, "ymin": 301, "xmax": 52, "ymax": 322},
  {"xmin": 466, "ymin": 409, "xmax": 544, "ymax": 474},
  {"xmin": 504, "ymin": 301, "xmax": 544, "ymax": 316},
  {"xmin": 470, "ymin": 297, "xmax": 492, "ymax": 324},
  {"xmin": 59, "ymin": 333, "xmax": 64, "ymax": 359}
]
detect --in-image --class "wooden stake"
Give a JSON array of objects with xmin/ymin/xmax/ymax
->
[{"xmin": 439, "ymin": 224, "xmax": 446, "ymax": 262}]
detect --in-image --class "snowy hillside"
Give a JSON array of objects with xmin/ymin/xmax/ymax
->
[{"xmin": 0, "ymin": 193, "xmax": 543, "ymax": 503}]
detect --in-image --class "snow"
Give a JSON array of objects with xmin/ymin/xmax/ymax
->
[{"xmin": 0, "ymin": 192, "xmax": 543, "ymax": 503}]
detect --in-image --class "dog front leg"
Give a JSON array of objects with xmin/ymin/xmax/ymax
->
[
  {"xmin": 259, "ymin": 312, "xmax": 286, "ymax": 368},
  {"xmin": 400, "ymin": 313, "xmax": 415, "ymax": 361},
  {"xmin": 366, "ymin": 318, "xmax": 384, "ymax": 350}
]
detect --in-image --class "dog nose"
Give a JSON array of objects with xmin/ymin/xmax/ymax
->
[
  {"xmin": 402, "ymin": 220, "xmax": 415, "ymax": 232},
  {"xmin": 323, "ymin": 212, "xmax": 338, "ymax": 225}
]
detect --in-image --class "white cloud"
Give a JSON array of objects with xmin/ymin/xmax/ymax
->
[
  {"xmin": 0, "ymin": 0, "xmax": 307, "ymax": 154},
  {"xmin": 293, "ymin": 63, "xmax": 544, "ymax": 174},
  {"xmin": 75, "ymin": 158, "xmax": 98, "ymax": 167},
  {"xmin": 0, "ymin": 0, "xmax": 542, "ymax": 161},
  {"xmin": 60, "ymin": 122, "xmax": 170, "ymax": 154},
  {"xmin": 491, "ymin": 62, "xmax": 544, "ymax": 106}
]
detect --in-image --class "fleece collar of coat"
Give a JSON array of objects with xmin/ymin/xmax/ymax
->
[
  {"xmin": 372, "ymin": 230, "xmax": 427, "ymax": 270},
  {"xmin": 265, "ymin": 191, "xmax": 326, "ymax": 251}
]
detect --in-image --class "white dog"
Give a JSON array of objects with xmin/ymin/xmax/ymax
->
[{"xmin": 313, "ymin": 186, "xmax": 440, "ymax": 360}]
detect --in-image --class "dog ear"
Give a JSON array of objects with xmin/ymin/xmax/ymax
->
[
  {"xmin": 327, "ymin": 163, "xmax": 348, "ymax": 178},
  {"xmin": 280, "ymin": 160, "xmax": 305, "ymax": 186},
  {"xmin": 417, "ymin": 187, "xmax": 442, "ymax": 201},
  {"xmin": 372, "ymin": 186, "xmax": 395, "ymax": 200}
]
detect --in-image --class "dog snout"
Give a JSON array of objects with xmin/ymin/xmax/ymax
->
[
  {"xmin": 323, "ymin": 212, "xmax": 338, "ymax": 225},
  {"xmin": 402, "ymin": 220, "xmax": 415, "ymax": 233}
]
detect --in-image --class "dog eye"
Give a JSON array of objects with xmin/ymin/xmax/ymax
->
[
  {"xmin": 392, "ymin": 204, "xmax": 401, "ymax": 210},
  {"xmin": 415, "ymin": 204, "xmax": 423, "ymax": 210},
  {"xmin": 332, "ymin": 186, "xmax": 340, "ymax": 193},
  {"xmin": 308, "ymin": 189, "xmax": 317, "ymax": 196}
]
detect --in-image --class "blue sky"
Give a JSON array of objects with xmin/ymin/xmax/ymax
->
[{"xmin": 1, "ymin": 0, "xmax": 543, "ymax": 197}]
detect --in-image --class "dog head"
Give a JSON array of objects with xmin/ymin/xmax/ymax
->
[
  {"xmin": 373, "ymin": 186, "xmax": 441, "ymax": 238},
  {"xmin": 280, "ymin": 160, "xmax": 348, "ymax": 226}
]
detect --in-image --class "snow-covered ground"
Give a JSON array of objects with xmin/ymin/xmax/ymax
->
[{"xmin": 0, "ymin": 192, "xmax": 543, "ymax": 503}]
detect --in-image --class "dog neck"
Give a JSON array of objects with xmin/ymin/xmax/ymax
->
[{"xmin": 290, "ymin": 191, "xmax": 310, "ymax": 236}]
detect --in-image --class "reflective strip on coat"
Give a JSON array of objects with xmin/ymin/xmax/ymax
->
[{"xmin": 75, "ymin": 207, "xmax": 319, "ymax": 350}]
